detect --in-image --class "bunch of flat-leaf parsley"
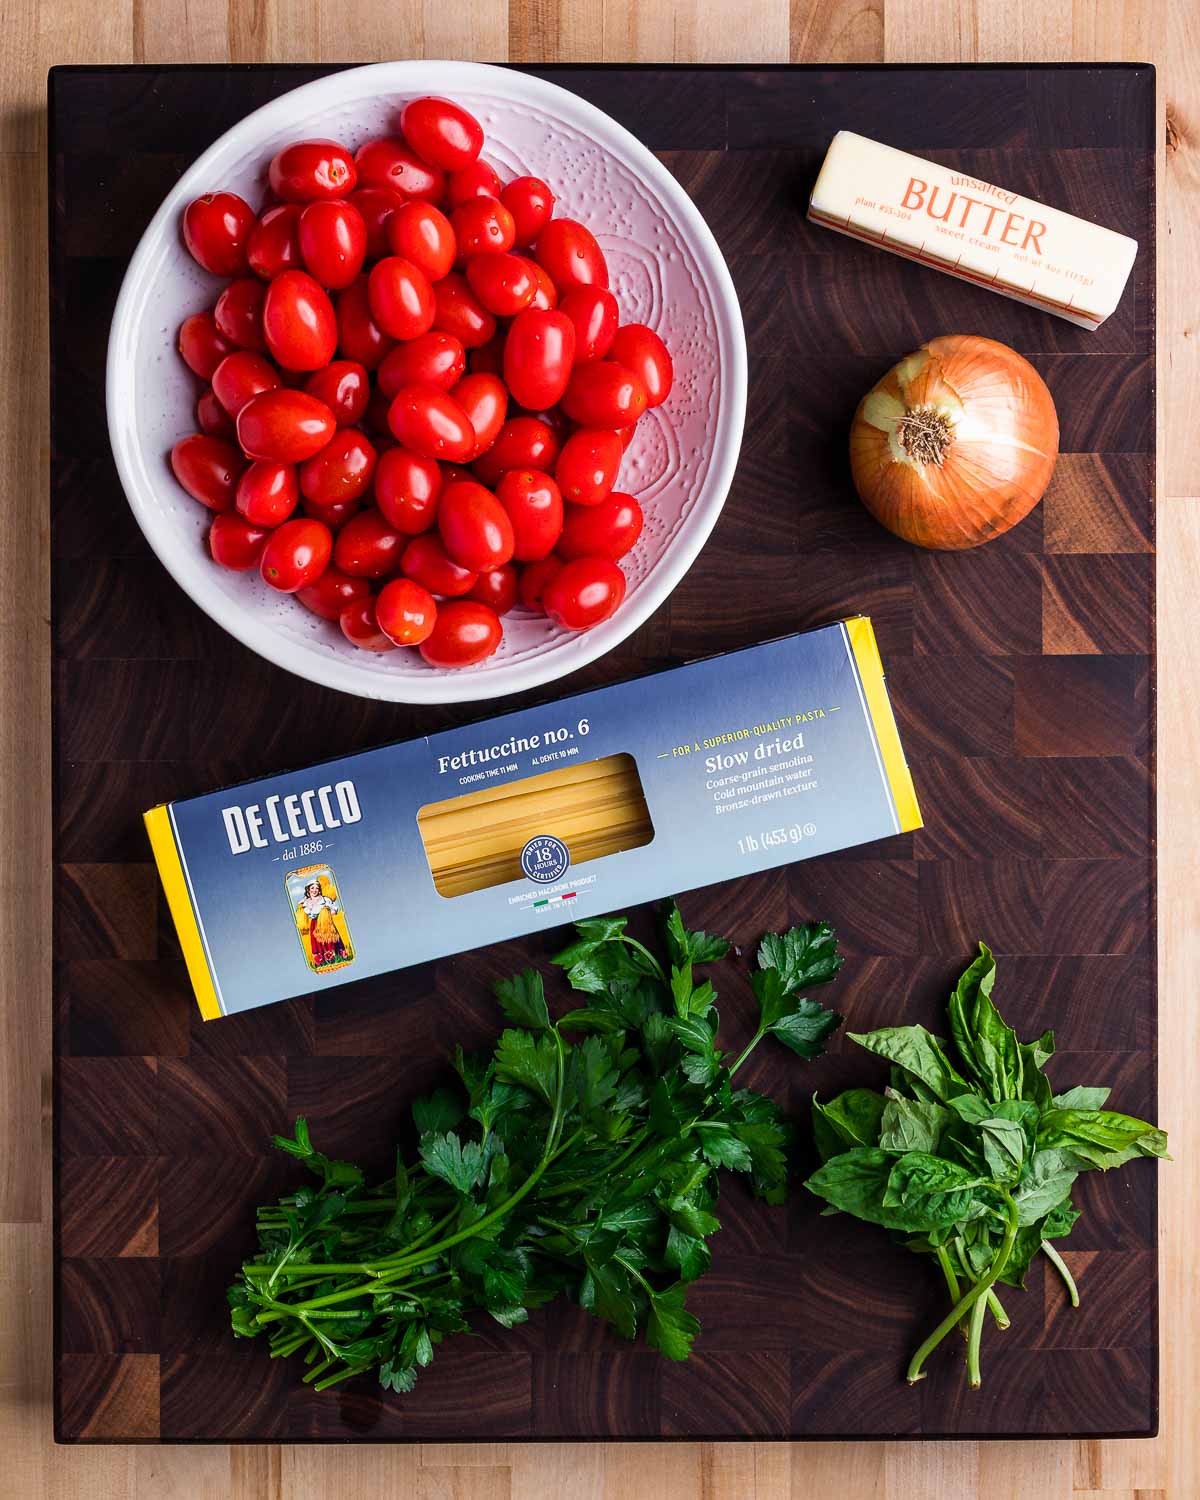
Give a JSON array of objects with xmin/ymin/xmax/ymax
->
[
  {"xmin": 805, "ymin": 942, "xmax": 1167, "ymax": 1389},
  {"xmin": 229, "ymin": 902, "xmax": 843, "ymax": 1394}
]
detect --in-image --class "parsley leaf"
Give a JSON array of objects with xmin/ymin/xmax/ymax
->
[{"xmin": 233, "ymin": 902, "xmax": 842, "ymax": 1398}]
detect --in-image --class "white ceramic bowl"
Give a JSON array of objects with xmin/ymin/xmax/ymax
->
[{"xmin": 107, "ymin": 61, "xmax": 746, "ymax": 703}]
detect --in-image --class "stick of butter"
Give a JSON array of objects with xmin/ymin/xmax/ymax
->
[{"xmin": 808, "ymin": 130, "xmax": 1137, "ymax": 330}]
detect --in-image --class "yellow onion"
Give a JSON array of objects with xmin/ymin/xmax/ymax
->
[{"xmin": 849, "ymin": 334, "xmax": 1059, "ymax": 550}]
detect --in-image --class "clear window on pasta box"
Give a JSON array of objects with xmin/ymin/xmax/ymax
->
[{"xmin": 417, "ymin": 753, "xmax": 654, "ymax": 898}]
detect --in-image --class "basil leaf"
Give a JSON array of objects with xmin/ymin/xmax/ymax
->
[
  {"xmin": 979, "ymin": 1116, "xmax": 1027, "ymax": 1184},
  {"xmin": 807, "ymin": 1148, "xmax": 986, "ymax": 1233},
  {"xmin": 1011, "ymin": 1148, "xmax": 1079, "ymax": 1226},
  {"xmin": 848, "ymin": 1025, "xmax": 973, "ymax": 1105},
  {"xmin": 947, "ymin": 942, "xmax": 1027, "ymax": 1101},
  {"xmin": 878, "ymin": 1095, "xmax": 951, "ymax": 1155},
  {"xmin": 1052, "ymin": 1085, "xmax": 1111, "ymax": 1111},
  {"xmin": 1037, "ymin": 1108, "xmax": 1170, "ymax": 1170},
  {"xmin": 813, "ymin": 1089, "xmax": 887, "ymax": 1156}
]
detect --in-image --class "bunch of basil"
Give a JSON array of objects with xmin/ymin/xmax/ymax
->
[{"xmin": 805, "ymin": 943, "xmax": 1167, "ymax": 1388}]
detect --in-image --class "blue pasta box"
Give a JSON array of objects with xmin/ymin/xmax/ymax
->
[{"xmin": 146, "ymin": 616, "xmax": 921, "ymax": 1020}]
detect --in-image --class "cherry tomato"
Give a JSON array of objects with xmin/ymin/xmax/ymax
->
[
  {"xmin": 335, "ymin": 275, "xmax": 395, "ymax": 370},
  {"xmin": 302, "ymin": 494, "xmax": 361, "ymax": 531},
  {"xmin": 451, "ymin": 197, "xmax": 515, "ymax": 263},
  {"xmin": 183, "ymin": 192, "xmax": 254, "ymax": 275},
  {"xmin": 451, "ymin": 372, "xmax": 508, "ymax": 458},
  {"xmin": 297, "ymin": 199, "xmax": 367, "ymax": 290},
  {"xmin": 375, "ymin": 446, "xmax": 442, "ymax": 534},
  {"xmin": 444, "ymin": 158, "xmax": 501, "ymax": 209},
  {"xmin": 562, "ymin": 361, "xmax": 649, "ymax": 428},
  {"xmin": 299, "ymin": 428, "xmax": 378, "ymax": 507},
  {"xmin": 503, "ymin": 309, "xmax": 576, "ymax": 411},
  {"xmin": 269, "ymin": 139, "xmax": 357, "ymax": 203},
  {"xmin": 236, "ymin": 389, "xmax": 336, "ymax": 463},
  {"xmin": 262, "ymin": 270, "xmax": 338, "ymax": 371},
  {"xmin": 259, "ymin": 516, "xmax": 332, "ymax": 591},
  {"xmin": 333, "ymin": 508, "xmax": 405, "ymax": 578},
  {"xmin": 609, "ymin": 324, "xmax": 674, "ymax": 408},
  {"xmin": 559, "ymin": 286, "xmax": 619, "ymax": 364},
  {"xmin": 387, "ymin": 384, "xmax": 475, "ymax": 463},
  {"xmin": 401, "ymin": 533, "xmax": 478, "ymax": 597},
  {"xmin": 419, "ymin": 600, "xmax": 502, "ymax": 668},
  {"xmin": 235, "ymin": 460, "xmax": 298, "ymax": 527},
  {"xmin": 440, "ymin": 462, "xmax": 476, "ymax": 486},
  {"xmin": 178, "ymin": 311, "xmax": 234, "ymax": 380},
  {"xmin": 378, "ymin": 331, "xmax": 466, "ymax": 399},
  {"xmin": 528, "ymin": 261, "xmax": 558, "ymax": 310},
  {"xmin": 297, "ymin": 566, "xmax": 371, "ymax": 621},
  {"xmin": 400, "ymin": 97, "xmax": 484, "ymax": 173},
  {"xmin": 555, "ymin": 428, "xmax": 623, "ymax": 506},
  {"xmin": 339, "ymin": 596, "xmax": 396, "ymax": 651},
  {"xmin": 501, "ymin": 176, "xmax": 555, "ymax": 247},
  {"xmin": 559, "ymin": 491, "xmax": 643, "ymax": 561},
  {"xmin": 367, "ymin": 256, "xmax": 436, "ymax": 341},
  {"xmin": 209, "ymin": 510, "xmax": 268, "ymax": 570},
  {"xmin": 438, "ymin": 480, "xmax": 515, "ymax": 570},
  {"xmin": 247, "ymin": 204, "xmax": 303, "ymax": 280},
  {"xmin": 496, "ymin": 468, "xmax": 564, "ymax": 561},
  {"xmin": 303, "ymin": 360, "xmax": 369, "ymax": 426},
  {"xmin": 543, "ymin": 556, "xmax": 626, "ymax": 630},
  {"xmin": 465, "ymin": 252, "xmax": 536, "ymax": 316},
  {"xmin": 211, "ymin": 351, "xmax": 281, "ymax": 418},
  {"xmin": 473, "ymin": 416, "xmax": 561, "ymax": 488},
  {"xmin": 469, "ymin": 564, "xmax": 518, "ymax": 615},
  {"xmin": 375, "ymin": 576, "xmax": 438, "ymax": 645},
  {"xmin": 535, "ymin": 218, "xmax": 609, "ymax": 294},
  {"xmin": 432, "ymin": 272, "xmax": 496, "ymax": 349},
  {"xmin": 354, "ymin": 137, "xmax": 444, "ymax": 203},
  {"xmin": 170, "ymin": 434, "xmax": 246, "ymax": 512},
  {"xmin": 386, "ymin": 200, "xmax": 456, "ymax": 282},
  {"xmin": 518, "ymin": 555, "xmax": 563, "ymax": 611},
  {"xmin": 469, "ymin": 331, "xmax": 506, "ymax": 376},
  {"xmin": 213, "ymin": 277, "xmax": 268, "ymax": 352},
  {"xmin": 347, "ymin": 185, "xmax": 404, "ymax": 258},
  {"xmin": 196, "ymin": 388, "xmax": 235, "ymax": 440}
]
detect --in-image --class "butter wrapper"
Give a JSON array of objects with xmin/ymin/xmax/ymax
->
[{"xmin": 808, "ymin": 130, "xmax": 1137, "ymax": 329}]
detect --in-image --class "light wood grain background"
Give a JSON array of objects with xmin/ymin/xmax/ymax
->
[{"xmin": 5, "ymin": 1, "xmax": 1196, "ymax": 1494}]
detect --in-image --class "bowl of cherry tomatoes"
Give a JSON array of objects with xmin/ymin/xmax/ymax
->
[{"xmin": 107, "ymin": 61, "xmax": 746, "ymax": 702}]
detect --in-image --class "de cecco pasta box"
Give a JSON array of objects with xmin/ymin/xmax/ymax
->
[{"xmin": 145, "ymin": 617, "xmax": 921, "ymax": 1020}]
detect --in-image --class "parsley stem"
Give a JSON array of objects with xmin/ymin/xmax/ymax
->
[
  {"xmin": 619, "ymin": 935, "xmax": 668, "ymax": 986},
  {"xmin": 907, "ymin": 1191, "xmax": 1019, "ymax": 1385},
  {"xmin": 537, "ymin": 1125, "xmax": 652, "ymax": 1201},
  {"xmin": 1041, "ymin": 1240, "xmax": 1079, "ymax": 1306},
  {"xmin": 256, "ymin": 1032, "xmax": 570, "ymax": 1323},
  {"xmin": 728, "ymin": 1029, "xmax": 766, "ymax": 1078}
]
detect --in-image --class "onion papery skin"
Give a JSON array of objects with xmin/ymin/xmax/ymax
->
[{"xmin": 849, "ymin": 334, "xmax": 1059, "ymax": 551}]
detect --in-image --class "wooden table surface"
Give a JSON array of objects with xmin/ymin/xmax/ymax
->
[{"xmin": 4, "ymin": 2, "xmax": 1198, "ymax": 1497}]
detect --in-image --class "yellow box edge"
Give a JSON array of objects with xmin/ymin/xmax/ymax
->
[
  {"xmin": 144, "ymin": 804, "xmax": 222, "ymax": 1021},
  {"xmin": 843, "ymin": 616, "xmax": 924, "ymax": 833}
]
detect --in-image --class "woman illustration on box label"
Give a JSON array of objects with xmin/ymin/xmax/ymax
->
[{"xmin": 289, "ymin": 864, "xmax": 354, "ymax": 973}]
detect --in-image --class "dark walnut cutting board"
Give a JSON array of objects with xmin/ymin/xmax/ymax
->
[{"xmin": 50, "ymin": 63, "xmax": 1156, "ymax": 1443}]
